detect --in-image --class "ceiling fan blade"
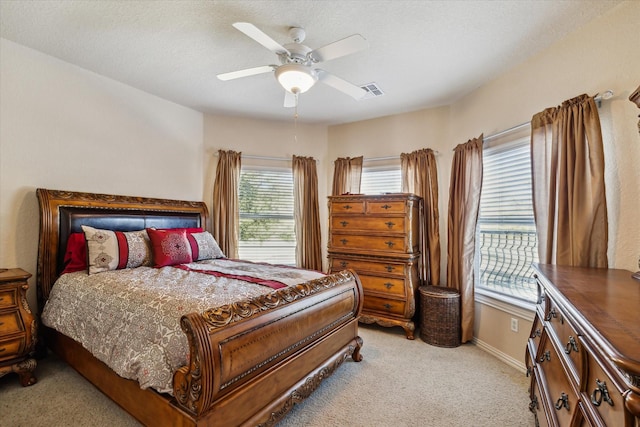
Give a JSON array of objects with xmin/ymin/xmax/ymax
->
[
  {"xmin": 284, "ymin": 91, "xmax": 297, "ymax": 108},
  {"xmin": 217, "ymin": 65, "xmax": 275, "ymax": 81},
  {"xmin": 232, "ymin": 22, "xmax": 290, "ymax": 56},
  {"xmin": 309, "ymin": 34, "xmax": 368, "ymax": 63},
  {"xmin": 316, "ymin": 69, "xmax": 367, "ymax": 99}
]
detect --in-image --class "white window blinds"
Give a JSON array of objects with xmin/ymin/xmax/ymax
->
[{"xmin": 238, "ymin": 167, "xmax": 295, "ymax": 265}]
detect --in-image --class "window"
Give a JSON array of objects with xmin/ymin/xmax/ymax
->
[
  {"xmin": 360, "ymin": 165, "xmax": 402, "ymax": 194},
  {"xmin": 238, "ymin": 166, "xmax": 295, "ymax": 265},
  {"xmin": 475, "ymin": 133, "xmax": 539, "ymax": 303}
]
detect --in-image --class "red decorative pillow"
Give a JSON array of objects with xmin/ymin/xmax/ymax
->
[
  {"xmin": 147, "ymin": 228, "xmax": 193, "ymax": 267},
  {"xmin": 61, "ymin": 232, "xmax": 87, "ymax": 274}
]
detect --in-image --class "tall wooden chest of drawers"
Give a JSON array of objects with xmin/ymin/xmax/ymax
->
[
  {"xmin": 0, "ymin": 268, "xmax": 37, "ymax": 386},
  {"xmin": 527, "ymin": 264, "xmax": 640, "ymax": 426},
  {"xmin": 328, "ymin": 194, "xmax": 422, "ymax": 339}
]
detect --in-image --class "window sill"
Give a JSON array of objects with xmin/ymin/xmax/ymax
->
[{"xmin": 475, "ymin": 287, "xmax": 536, "ymax": 321}]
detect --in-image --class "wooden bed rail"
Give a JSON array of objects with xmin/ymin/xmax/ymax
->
[{"xmin": 173, "ymin": 270, "xmax": 363, "ymax": 423}]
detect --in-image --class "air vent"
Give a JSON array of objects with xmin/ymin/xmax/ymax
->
[{"xmin": 360, "ymin": 82, "xmax": 385, "ymax": 99}]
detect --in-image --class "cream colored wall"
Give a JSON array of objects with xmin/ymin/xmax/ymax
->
[
  {"xmin": 0, "ymin": 39, "xmax": 204, "ymax": 311},
  {"xmin": 327, "ymin": 2, "xmax": 640, "ymax": 369},
  {"xmin": 328, "ymin": 107, "xmax": 452, "ymax": 277},
  {"xmin": 203, "ymin": 114, "xmax": 330, "ymax": 267}
]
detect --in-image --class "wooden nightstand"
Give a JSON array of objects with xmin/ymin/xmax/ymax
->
[{"xmin": 0, "ymin": 268, "xmax": 37, "ymax": 386}]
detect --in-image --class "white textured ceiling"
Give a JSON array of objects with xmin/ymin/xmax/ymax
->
[{"xmin": 0, "ymin": 1, "xmax": 620, "ymax": 125}]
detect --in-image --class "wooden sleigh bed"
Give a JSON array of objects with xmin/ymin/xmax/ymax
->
[{"xmin": 36, "ymin": 188, "xmax": 364, "ymax": 426}]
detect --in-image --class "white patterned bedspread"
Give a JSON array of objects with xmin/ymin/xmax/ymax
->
[{"xmin": 41, "ymin": 259, "xmax": 324, "ymax": 394}]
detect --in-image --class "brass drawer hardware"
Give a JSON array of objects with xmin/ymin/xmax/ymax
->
[
  {"xmin": 554, "ymin": 393, "xmax": 570, "ymax": 411},
  {"xmin": 590, "ymin": 379, "xmax": 614, "ymax": 407},
  {"xmin": 564, "ymin": 336, "xmax": 578, "ymax": 355}
]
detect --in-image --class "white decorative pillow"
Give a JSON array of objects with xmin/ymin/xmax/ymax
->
[
  {"xmin": 190, "ymin": 231, "xmax": 225, "ymax": 260},
  {"xmin": 81, "ymin": 225, "xmax": 152, "ymax": 274}
]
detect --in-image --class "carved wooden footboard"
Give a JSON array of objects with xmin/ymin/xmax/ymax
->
[
  {"xmin": 36, "ymin": 188, "xmax": 364, "ymax": 426},
  {"xmin": 174, "ymin": 269, "xmax": 363, "ymax": 425}
]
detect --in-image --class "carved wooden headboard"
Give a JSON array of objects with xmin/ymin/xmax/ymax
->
[{"xmin": 36, "ymin": 188, "xmax": 209, "ymax": 310}]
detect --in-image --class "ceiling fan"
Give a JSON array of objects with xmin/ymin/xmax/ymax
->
[{"xmin": 217, "ymin": 22, "xmax": 369, "ymax": 107}]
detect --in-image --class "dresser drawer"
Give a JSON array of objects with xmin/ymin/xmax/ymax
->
[
  {"xmin": 0, "ymin": 310, "xmax": 24, "ymax": 335},
  {"xmin": 529, "ymin": 368, "xmax": 553, "ymax": 427},
  {"xmin": 0, "ymin": 335, "xmax": 26, "ymax": 362},
  {"xmin": 0, "ymin": 288, "xmax": 18, "ymax": 309},
  {"xmin": 330, "ymin": 234, "xmax": 410, "ymax": 254},
  {"xmin": 529, "ymin": 314, "xmax": 544, "ymax": 358},
  {"xmin": 545, "ymin": 296, "xmax": 584, "ymax": 386},
  {"xmin": 329, "ymin": 256, "xmax": 408, "ymax": 276},
  {"xmin": 363, "ymin": 294, "xmax": 406, "ymax": 316},
  {"xmin": 358, "ymin": 274, "xmax": 406, "ymax": 297},
  {"xmin": 331, "ymin": 216, "xmax": 407, "ymax": 234},
  {"xmin": 537, "ymin": 331, "xmax": 579, "ymax": 426},
  {"xmin": 580, "ymin": 337, "xmax": 627, "ymax": 427},
  {"xmin": 330, "ymin": 200, "xmax": 365, "ymax": 214},
  {"xmin": 366, "ymin": 200, "xmax": 407, "ymax": 214}
]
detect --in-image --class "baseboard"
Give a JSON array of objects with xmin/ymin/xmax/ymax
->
[{"xmin": 472, "ymin": 337, "xmax": 527, "ymax": 374}]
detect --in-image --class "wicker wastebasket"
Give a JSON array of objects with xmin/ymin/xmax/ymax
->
[{"xmin": 419, "ymin": 285, "xmax": 461, "ymax": 347}]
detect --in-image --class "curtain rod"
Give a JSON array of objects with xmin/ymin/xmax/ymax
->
[
  {"xmin": 364, "ymin": 151, "xmax": 440, "ymax": 163},
  {"xmin": 482, "ymin": 90, "xmax": 613, "ymax": 143},
  {"xmin": 212, "ymin": 152, "xmax": 318, "ymax": 163}
]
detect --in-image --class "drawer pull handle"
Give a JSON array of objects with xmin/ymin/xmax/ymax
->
[
  {"xmin": 385, "ymin": 265, "xmax": 395, "ymax": 272},
  {"xmin": 539, "ymin": 350, "xmax": 551, "ymax": 363},
  {"xmin": 340, "ymin": 261, "xmax": 349, "ymax": 268},
  {"xmin": 526, "ymin": 366, "xmax": 532, "ymax": 378},
  {"xmin": 554, "ymin": 393, "xmax": 570, "ymax": 411},
  {"xmin": 340, "ymin": 239, "xmax": 349, "ymax": 245},
  {"xmin": 343, "ymin": 205, "xmax": 352, "ymax": 210},
  {"xmin": 385, "ymin": 221, "xmax": 395, "ymax": 229},
  {"xmin": 0, "ymin": 297, "xmax": 4, "ymax": 301},
  {"xmin": 532, "ymin": 329, "xmax": 542, "ymax": 338},
  {"xmin": 383, "ymin": 303, "xmax": 392, "ymax": 310},
  {"xmin": 0, "ymin": 347, "xmax": 5, "ymax": 353},
  {"xmin": 381, "ymin": 204, "xmax": 392, "ymax": 210},
  {"xmin": 545, "ymin": 308, "xmax": 557, "ymax": 321},
  {"xmin": 528, "ymin": 395, "xmax": 538, "ymax": 412},
  {"xmin": 564, "ymin": 336, "xmax": 579, "ymax": 355},
  {"xmin": 385, "ymin": 241, "xmax": 395, "ymax": 248},
  {"xmin": 591, "ymin": 379, "xmax": 614, "ymax": 407},
  {"xmin": 340, "ymin": 221, "xmax": 349, "ymax": 227},
  {"xmin": 384, "ymin": 282, "xmax": 394, "ymax": 289}
]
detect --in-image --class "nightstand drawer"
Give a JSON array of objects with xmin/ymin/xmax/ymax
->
[
  {"xmin": 359, "ymin": 274, "xmax": 406, "ymax": 297},
  {"xmin": 0, "ymin": 288, "xmax": 17, "ymax": 309},
  {"xmin": 0, "ymin": 311, "xmax": 24, "ymax": 335},
  {"xmin": 0, "ymin": 335, "xmax": 26, "ymax": 362}
]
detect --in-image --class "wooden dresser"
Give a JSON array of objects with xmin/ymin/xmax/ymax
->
[
  {"xmin": 328, "ymin": 193, "xmax": 422, "ymax": 339},
  {"xmin": 0, "ymin": 268, "xmax": 37, "ymax": 386},
  {"xmin": 527, "ymin": 264, "xmax": 640, "ymax": 427}
]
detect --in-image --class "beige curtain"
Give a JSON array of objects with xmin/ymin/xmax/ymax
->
[
  {"xmin": 531, "ymin": 94, "xmax": 608, "ymax": 267},
  {"xmin": 292, "ymin": 155, "xmax": 323, "ymax": 271},
  {"xmin": 212, "ymin": 149, "xmax": 241, "ymax": 258},
  {"xmin": 446, "ymin": 136, "xmax": 483, "ymax": 343},
  {"xmin": 401, "ymin": 148, "xmax": 441, "ymax": 286},
  {"xmin": 331, "ymin": 156, "xmax": 363, "ymax": 195}
]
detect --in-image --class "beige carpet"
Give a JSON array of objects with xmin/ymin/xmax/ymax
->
[{"xmin": 0, "ymin": 325, "xmax": 534, "ymax": 426}]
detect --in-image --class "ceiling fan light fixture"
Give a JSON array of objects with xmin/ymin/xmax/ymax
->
[{"xmin": 275, "ymin": 64, "xmax": 317, "ymax": 94}]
